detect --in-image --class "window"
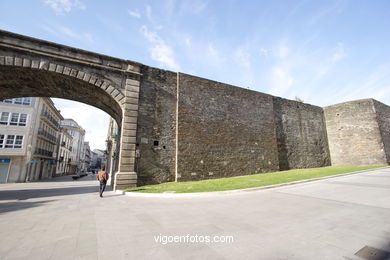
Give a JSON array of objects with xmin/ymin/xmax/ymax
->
[
  {"xmin": 1, "ymin": 135, "xmax": 23, "ymax": 149},
  {"xmin": 15, "ymin": 136, "xmax": 23, "ymax": 148},
  {"xmin": 22, "ymin": 98, "xmax": 31, "ymax": 105},
  {"xmin": 0, "ymin": 98, "xmax": 31, "ymax": 106},
  {"xmin": 19, "ymin": 114, "xmax": 27, "ymax": 126},
  {"xmin": 10, "ymin": 113, "xmax": 19, "ymax": 125},
  {"xmin": 14, "ymin": 98, "xmax": 23, "ymax": 104},
  {"xmin": 0, "ymin": 112, "xmax": 9, "ymax": 125},
  {"xmin": 0, "ymin": 112, "xmax": 27, "ymax": 126}
]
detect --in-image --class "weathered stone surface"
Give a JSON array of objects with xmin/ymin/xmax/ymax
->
[
  {"xmin": 324, "ymin": 99, "xmax": 388, "ymax": 166},
  {"xmin": 177, "ymin": 73, "xmax": 279, "ymax": 181},
  {"xmin": 273, "ymin": 97, "xmax": 331, "ymax": 170},
  {"xmin": 373, "ymin": 100, "xmax": 390, "ymax": 164},
  {"xmin": 135, "ymin": 66, "xmax": 177, "ymax": 185},
  {"xmin": 0, "ymin": 30, "xmax": 141, "ymax": 190}
]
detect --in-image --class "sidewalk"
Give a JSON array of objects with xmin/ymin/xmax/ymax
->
[{"xmin": 1, "ymin": 168, "xmax": 390, "ymax": 259}]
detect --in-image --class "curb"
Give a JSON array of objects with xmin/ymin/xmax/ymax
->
[{"xmin": 116, "ymin": 167, "xmax": 389, "ymax": 198}]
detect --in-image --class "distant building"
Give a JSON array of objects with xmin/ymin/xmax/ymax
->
[
  {"xmin": 60, "ymin": 119, "xmax": 85, "ymax": 175},
  {"xmin": 92, "ymin": 149, "xmax": 107, "ymax": 170},
  {"xmin": 55, "ymin": 127, "xmax": 73, "ymax": 176},
  {"xmin": 0, "ymin": 97, "xmax": 62, "ymax": 183},
  {"xmin": 82, "ymin": 141, "xmax": 91, "ymax": 172},
  {"xmin": 106, "ymin": 118, "xmax": 120, "ymax": 185}
]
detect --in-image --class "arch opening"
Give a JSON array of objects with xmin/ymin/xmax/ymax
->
[{"xmin": 0, "ymin": 66, "xmax": 123, "ymax": 126}]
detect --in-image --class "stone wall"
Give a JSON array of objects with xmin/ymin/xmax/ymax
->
[
  {"xmin": 324, "ymin": 99, "xmax": 388, "ymax": 166},
  {"xmin": 135, "ymin": 66, "xmax": 177, "ymax": 185},
  {"xmin": 273, "ymin": 98, "xmax": 331, "ymax": 170},
  {"xmin": 373, "ymin": 100, "xmax": 390, "ymax": 164},
  {"xmin": 177, "ymin": 73, "xmax": 279, "ymax": 181}
]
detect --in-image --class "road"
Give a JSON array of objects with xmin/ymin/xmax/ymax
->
[{"xmin": 1, "ymin": 168, "xmax": 390, "ymax": 260}]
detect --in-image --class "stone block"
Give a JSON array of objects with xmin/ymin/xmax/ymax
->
[
  {"xmin": 124, "ymin": 110, "xmax": 138, "ymax": 117},
  {"xmin": 126, "ymin": 85, "xmax": 139, "ymax": 93},
  {"xmin": 111, "ymin": 89, "xmax": 120, "ymax": 98},
  {"xmin": 70, "ymin": 68, "xmax": 78, "ymax": 77},
  {"xmin": 122, "ymin": 136, "xmax": 137, "ymax": 143},
  {"xmin": 119, "ymin": 157, "xmax": 135, "ymax": 166},
  {"xmin": 120, "ymin": 150, "xmax": 136, "ymax": 158},
  {"xmin": 125, "ymin": 78, "xmax": 140, "ymax": 87},
  {"xmin": 82, "ymin": 73, "xmax": 91, "ymax": 82},
  {"xmin": 115, "ymin": 93, "xmax": 125, "ymax": 103},
  {"xmin": 89, "ymin": 76, "xmax": 97, "ymax": 85},
  {"xmin": 106, "ymin": 85, "xmax": 114, "ymax": 94},
  {"xmin": 124, "ymin": 103, "xmax": 138, "ymax": 111},
  {"xmin": 76, "ymin": 71, "xmax": 85, "ymax": 79},
  {"xmin": 56, "ymin": 65, "xmax": 64, "ymax": 73},
  {"xmin": 126, "ymin": 91, "xmax": 139, "ymax": 99},
  {"xmin": 124, "ymin": 97, "xmax": 139, "ymax": 105},
  {"xmin": 119, "ymin": 164, "xmax": 135, "ymax": 172},
  {"xmin": 39, "ymin": 60, "xmax": 49, "ymax": 70},
  {"xmin": 63, "ymin": 66, "xmax": 71, "ymax": 75},
  {"xmin": 124, "ymin": 116, "xmax": 138, "ymax": 124},
  {"xmin": 22, "ymin": 58, "xmax": 31, "ymax": 68},
  {"xmin": 123, "ymin": 129, "xmax": 137, "ymax": 137},
  {"xmin": 5, "ymin": 56, "xmax": 13, "ymax": 65},
  {"xmin": 122, "ymin": 123, "xmax": 137, "ymax": 131},
  {"xmin": 121, "ymin": 143, "xmax": 136, "ymax": 150},
  {"xmin": 48, "ymin": 63, "xmax": 56, "ymax": 71},
  {"xmin": 31, "ymin": 60, "xmax": 39, "ymax": 69},
  {"xmin": 14, "ymin": 57, "xmax": 22, "ymax": 66}
]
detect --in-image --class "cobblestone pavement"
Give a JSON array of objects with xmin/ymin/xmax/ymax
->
[{"xmin": 1, "ymin": 169, "xmax": 390, "ymax": 260}]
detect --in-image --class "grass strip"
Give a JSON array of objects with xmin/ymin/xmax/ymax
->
[{"xmin": 124, "ymin": 166, "xmax": 384, "ymax": 193}]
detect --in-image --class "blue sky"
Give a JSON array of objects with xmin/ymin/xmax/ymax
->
[{"xmin": 1, "ymin": 0, "xmax": 390, "ymax": 149}]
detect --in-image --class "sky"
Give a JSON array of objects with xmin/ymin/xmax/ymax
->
[{"xmin": 1, "ymin": 0, "xmax": 390, "ymax": 149}]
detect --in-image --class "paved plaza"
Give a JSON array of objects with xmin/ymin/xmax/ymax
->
[{"xmin": 1, "ymin": 168, "xmax": 390, "ymax": 260}]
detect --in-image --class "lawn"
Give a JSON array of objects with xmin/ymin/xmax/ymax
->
[{"xmin": 124, "ymin": 166, "xmax": 385, "ymax": 193}]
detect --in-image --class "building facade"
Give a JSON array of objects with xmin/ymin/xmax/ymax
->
[
  {"xmin": 55, "ymin": 127, "xmax": 72, "ymax": 176},
  {"xmin": 81, "ymin": 141, "xmax": 91, "ymax": 173},
  {"xmin": 27, "ymin": 98, "xmax": 62, "ymax": 181},
  {"xmin": 106, "ymin": 118, "xmax": 120, "ymax": 185},
  {"xmin": 60, "ymin": 119, "xmax": 85, "ymax": 175},
  {"xmin": 0, "ymin": 97, "xmax": 34, "ymax": 183},
  {"xmin": 0, "ymin": 97, "xmax": 63, "ymax": 183}
]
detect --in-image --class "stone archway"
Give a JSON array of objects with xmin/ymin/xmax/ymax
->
[{"xmin": 0, "ymin": 30, "xmax": 141, "ymax": 189}]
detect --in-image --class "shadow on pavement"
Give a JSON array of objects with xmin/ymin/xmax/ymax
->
[
  {"xmin": 0, "ymin": 185, "xmax": 100, "ymax": 201},
  {"xmin": 0, "ymin": 200, "xmax": 55, "ymax": 214}
]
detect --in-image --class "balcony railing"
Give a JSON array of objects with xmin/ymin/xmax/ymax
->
[
  {"xmin": 34, "ymin": 148, "xmax": 54, "ymax": 157},
  {"xmin": 38, "ymin": 128, "xmax": 57, "ymax": 144},
  {"xmin": 41, "ymin": 111, "xmax": 60, "ymax": 129}
]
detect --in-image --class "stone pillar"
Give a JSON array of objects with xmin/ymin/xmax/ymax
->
[{"xmin": 114, "ymin": 78, "xmax": 140, "ymax": 190}]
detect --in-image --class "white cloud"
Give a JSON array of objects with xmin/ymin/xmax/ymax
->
[
  {"xmin": 53, "ymin": 99, "xmax": 109, "ymax": 150},
  {"xmin": 59, "ymin": 26, "xmax": 79, "ymax": 38},
  {"xmin": 128, "ymin": 9, "xmax": 141, "ymax": 18},
  {"xmin": 260, "ymin": 47, "xmax": 269, "ymax": 57},
  {"xmin": 316, "ymin": 42, "xmax": 347, "ymax": 78},
  {"xmin": 331, "ymin": 42, "xmax": 346, "ymax": 63},
  {"xmin": 269, "ymin": 66, "xmax": 294, "ymax": 97},
  {"xmin": 276, "ymin": 43, "xmax": 290, "ymax": 59},
  {"xmin": 234, "ymin": 47, "xmax": 251, "ymax": 69},
  {"xmin": 140, "ymin": 25, "xmax": 180, "ymax": 70},
  {"xmin": 146, "ymin": 5, "xmax": 152, "ymax": 20},
  {"xmin": 43, "ymin": 0, "xmax": 85, "ymax": 15},
  {"xmin": 179, "ymin": 0, "xmax": 207, "ymax": 15}
]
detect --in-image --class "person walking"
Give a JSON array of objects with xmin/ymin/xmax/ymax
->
[{"xmin": 96, "ymin": 167, "xmax": 108, "ymax": 198}]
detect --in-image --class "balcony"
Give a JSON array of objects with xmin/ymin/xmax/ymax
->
[
  {"xmin": 34, "ymin": 148, "xmax": 54, "ymax": 158},
  {"xmin": 38, "ymin": 128, "xmax": 57, "ymax": 144},
  {"xmin": 41, "ymin": 111, "xmax": 60, "ymax": 129}
]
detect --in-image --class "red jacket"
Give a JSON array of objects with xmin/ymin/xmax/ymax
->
[{"xmin": 96, "ymin": 171, "xmax": 108, "ymax": 181}]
